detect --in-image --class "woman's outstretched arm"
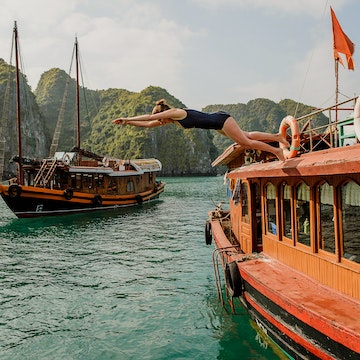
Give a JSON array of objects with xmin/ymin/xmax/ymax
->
[
  {"xmin": 112, "ymin": 108, "xmax": 187, "ymax": 126},
  {"xmin": 112, "ymin": 118, "xmax": 163, "ymax": 128}
]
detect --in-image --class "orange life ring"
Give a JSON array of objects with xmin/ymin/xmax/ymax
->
[{"xmin": 279, "ymin": 115, "xmax": 300, "ymax": 159}]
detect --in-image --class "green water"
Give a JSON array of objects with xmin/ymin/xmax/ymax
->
[{"xmin": 0, "ymin": 177, "xmax": 283, "ymax": 359}]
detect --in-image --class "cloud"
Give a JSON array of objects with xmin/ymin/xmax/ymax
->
[
  {"xmin": 0, "ymin": 0, "xmax": 357, "ymax": 111},
  {"xmin": 192, "ymin": 0, "xmax": 351, "ymax": 17},
  {"xmin": 0, "ymin": 0, "xmax": 194, "ymax": 94}
]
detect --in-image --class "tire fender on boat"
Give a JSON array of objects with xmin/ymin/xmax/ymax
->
[
  {"xmin": 279, "ymin": 115, "xmax": 300, "ymax": 159},
  {"xmin": 8, "ymin": 184, "xmax": 22, "ymax": 198},
  {"xmin": 135, "ymin": 195, "xmax": 143, "ymax": 204},
  {"xmin": 64, "ymin": 188, "xmax": 74, "ymax": 200},
  {"xmin": 225, "ymin": 261, "xmax": 243, "ymax": 297},
  {"xmin": 205, "ymin": 220, "xmax": 212, "ymax": 245},
  {"xmin": 93, "ymin": 194, "xmax": 103, "ymax": 206},
  {"xmin": 354, "ymin": 96, "xmax": 360, "ymax": 141}
]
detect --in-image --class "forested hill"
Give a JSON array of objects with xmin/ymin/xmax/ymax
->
[{"xmin": 0, "ymin": 62, "xmax": 328, "ymax": 177}]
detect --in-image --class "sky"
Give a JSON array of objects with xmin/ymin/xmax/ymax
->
[{"xmin": 0, "ymin": 0, "xmax": 359, "ymax": 112}]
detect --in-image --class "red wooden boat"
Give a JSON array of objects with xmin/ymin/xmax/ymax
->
[{"xmin": 206, "ymin": 96, "xmax": 360, "ymax": 359}]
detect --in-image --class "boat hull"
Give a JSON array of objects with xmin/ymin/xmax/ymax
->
[
  {"xmin": 241, "ymin": 279, "xmax": 358, "ymax": 360},
  {"xmin": 0, "ymin": 182, "xmax": 165, "ymax": 218},
  {"xmin": 210, "ymin": 219, "xmax": 360, "ymax": 360}
]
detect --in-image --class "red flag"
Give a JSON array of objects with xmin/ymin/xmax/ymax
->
[{"xmin": 330, "ymin": 6, "xmax": 355, "ymax": 70}]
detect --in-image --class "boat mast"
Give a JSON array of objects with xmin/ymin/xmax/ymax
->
[
  {"xmin": 75, "ymin": 37, "xmax": 81, "ymax": 154},
  {"xmin": 14, "ymin": 21, "xmax": 23, "ymax": 184}
]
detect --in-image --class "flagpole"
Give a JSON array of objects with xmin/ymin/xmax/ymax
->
[
  {"xmin": 335, "ymin": 57, "xmax": 339, "ymax": 147},
  {"xmin": 335, "ymin": 59, "xmax": 339, "ymax": 105},
  {"xmin": 330, "ymin": 6, "xmax": 355, "ymax": 147}
]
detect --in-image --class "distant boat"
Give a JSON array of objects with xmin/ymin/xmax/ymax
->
[
  {"xmin": 0, "ymin": 23, "xmax": 165, "ymax": 218},
  {"xmin": 207, "ymin": 95, "xmax": 360, "ymax": 359}
]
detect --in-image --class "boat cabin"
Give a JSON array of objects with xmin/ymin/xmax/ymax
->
[
  {"xmin": 214, "ymin": 138, "xmax": 360, "ymax": 301},
  {"xmin": 19, "ymin": 152, "xmax": 162, "ymax": 198}
]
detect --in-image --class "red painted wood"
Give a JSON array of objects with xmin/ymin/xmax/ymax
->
[{"xmin": 212, "ymin": 220, "xmax": 360, "ymax": 355}]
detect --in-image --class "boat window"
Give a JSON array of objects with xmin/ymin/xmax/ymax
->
[
  {"xmin": 232, "ymin": 179, "xmax": 241, "ymax": 206},
  {"xmin": 127, "ymin": 180, "xmax": 134, "ymax": 192},
  {"xmin": 241, "ymin": 182, "xmax": 249, "ymax": 224},
  {"xmin": 95, "ymin": 175, "xmax": 104, "ymax": 189},
  {"xmin": 83, "ymin": 174, "xmax": 92, "ymax": 190},
  {"xmin": 296, "ymin": 182, "xmax": 310, "ymax": 246},
  {"xmin": 75, "ymin": 173, "xmax": 82, "ymax": 189},
  {"xmin": 341, "ymin": 181, "xmax": 360, "ymax": 263},
  {"xmin": 319, "ymin": 182, "xmax": 335, "ymax": 254},
  {"xmin": 71, "ymin": 174, "xmax": 76, "ymax": 188},
  {"xmin": 265, "ymin": 183, "xmax": 277, "ymax": 235},
  {"xmin": 254, "ymin": 183, "xmax": 262, "ymax": 246},
  {"xmin": 88, "ymin": 174, "xmax": 93, "ymax": 189},
  {"xmin": 108, "ymin": 178, "xmax": 117, "ymax": 193},
  {"xmin": 281, "ymin": 183, "xmax": 292, "ymax": 239}
]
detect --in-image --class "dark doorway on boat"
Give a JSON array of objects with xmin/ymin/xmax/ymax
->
[{"xmin": 251, "ymin": 182, "xmax": 262, "ymax": 251}]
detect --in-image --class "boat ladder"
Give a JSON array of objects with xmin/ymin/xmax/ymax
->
[
  {"xmin": 212, "ymin": 244, "xmax": 241, "ymax": 312},
  {"xmin": 34, "ymin": 159, "xmax": 58, "ymax": 187}
]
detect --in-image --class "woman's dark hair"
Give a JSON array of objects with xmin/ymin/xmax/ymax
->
[{"xmin": 152, "ymin": 99, "xmax": 171, "ymax": 114}]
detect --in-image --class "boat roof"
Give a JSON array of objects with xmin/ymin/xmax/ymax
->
[
  {"xmin": 68, "ymin": 167, "xmax": 142, "ymax": 176},
  {"xmin": 211, "ymin": 143, "xmax": 243, "ymax": 167},
  {"xmin": 226, "ymin": 143, "xmax": 360, "ymax": 179},
  {"xmin": 54, "ymin": 152, "xmax": 162, "ymax": 174}
]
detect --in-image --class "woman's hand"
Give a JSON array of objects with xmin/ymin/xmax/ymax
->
[{"xmin": 112, "ymin": 118, "xmax": 127, "ymax": 125}]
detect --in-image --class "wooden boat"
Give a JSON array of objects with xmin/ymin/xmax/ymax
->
[
  {"xmin": 0, "ymin": 23, "xmax": 165, "ymax": 218},
  {"xmin": 207, "ymin": 95, "xmax": 360, "ymax": 359}
]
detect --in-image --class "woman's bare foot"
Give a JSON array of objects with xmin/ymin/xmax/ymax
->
[
  {"xmin": 274, "ymin": 148, "xmax": 286, "ymax": 161},
  {"xmin": 283, "ymin": 147, "xmax": 291, "ymax": 159},
  {"xmin": 276, "ymin": 133, "xmax": 290, "ymax": 148}
]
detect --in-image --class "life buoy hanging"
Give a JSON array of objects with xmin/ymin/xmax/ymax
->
[
  {"xmin": 63, "ymin": 154, "xmax": 71, "ymax": 165},
  {"xmin": 279, "ymin": 115, "xmax": 301, "ymax": 159},
  {"xmin": 8, "ymin": 184, "xmax": 22, "ymax": 198},
  {"xmin": 225, "ymin": 261, "xmax": 243, "ymax": 297},
  {"xmin": 353, "ymin": 96, "xmax": 360, "ymax": 141},
  {"xmin": 205, "ymin": 220, "xmax": 212, "ymax": 245},
  {"xmin": 102, "ymin": 157, "xmax": 109, "ymax": 167}
]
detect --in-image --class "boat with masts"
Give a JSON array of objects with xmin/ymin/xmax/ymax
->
[
  {"xmin": 0, "ymin": 23, "xmax": 165, "ymax": 218},
  {"xmin": 206, "ymin": 8, "xmax": 360, "ymax": 360}
]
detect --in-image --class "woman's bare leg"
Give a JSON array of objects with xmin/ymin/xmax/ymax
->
[
  {"xmin": 246, "ymin": 131, "xmax": 290, "ymax": 148},
  {"xmin": 221, "ymin": 117, "xmax": 286, "ymax": 161}
]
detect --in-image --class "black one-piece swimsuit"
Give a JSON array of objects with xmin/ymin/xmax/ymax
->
[{"xmin": 178, "ymin": 109, "xmax": 231, "ymax": 130}]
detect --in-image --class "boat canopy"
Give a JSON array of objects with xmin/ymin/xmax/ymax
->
[
  {"xmin": 131, "ymin": 159, "xmax": 162, "ymax": 172},
  {"xmin": 227, "ymin": 144, "xmax": 360, "ymax": 179}
]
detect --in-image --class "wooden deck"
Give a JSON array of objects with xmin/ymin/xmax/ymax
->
[{"xmin": 240, "ymin": 254, "xmax": 360, "ymax": 354}]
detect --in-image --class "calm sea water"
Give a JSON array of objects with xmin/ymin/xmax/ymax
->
[{"xmin": 0, "ymin": 177, "xmax": 284, "ymax": 360}]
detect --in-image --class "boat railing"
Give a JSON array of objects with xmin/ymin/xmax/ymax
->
[{"xmin": 296, "ymin": 96, "xmax": 358, "ymax": 152}]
